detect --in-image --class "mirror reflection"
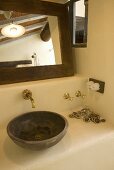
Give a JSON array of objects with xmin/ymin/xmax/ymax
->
[
  {"xmin": 0, "ymin": 11, "xmax": 62, "ymax": 68},
  {"xmin": 70, "ymin": 0, "xmax": 88, "ymax": 47}
]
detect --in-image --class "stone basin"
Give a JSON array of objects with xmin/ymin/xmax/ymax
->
[{"xmin": 7, "ymin": 111, "xmax": 68, "ymax": 150}]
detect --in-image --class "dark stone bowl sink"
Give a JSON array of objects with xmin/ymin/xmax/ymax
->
[{"xmin": 7, "ymin": 111, "xmax": 68, "ymax": 150}]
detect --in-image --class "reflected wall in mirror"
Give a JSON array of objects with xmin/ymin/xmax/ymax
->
[
  {"xmin": 0, "ymin": 11, "xmax": 62, "ymax": 68},
  {"xmin": 0, "ymin": 0, "xmax": 74, "ymax": 85},
  {"xmin": 69, "ymin": 0, "xmax": 88, "ymax": 47}
]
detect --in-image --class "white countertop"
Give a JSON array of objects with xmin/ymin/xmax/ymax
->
[{"xmin": 1, "ymin": 110, "xmax": 114, "ymax": 170}]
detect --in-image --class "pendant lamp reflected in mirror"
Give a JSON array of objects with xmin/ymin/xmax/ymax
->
[{"xmin": 1, "ymin": 23, "xmax": 25, "ymax": 38}]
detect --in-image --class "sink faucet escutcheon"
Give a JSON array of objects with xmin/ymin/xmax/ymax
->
[{"xmin": 22, "ymin": 89, "xmax": 35, "ymax": 108}]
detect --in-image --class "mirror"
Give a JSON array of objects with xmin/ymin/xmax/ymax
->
[
  {"xmin": 0, "ymin": 12, "xmax": 62, "ymax": 68},
  {"xmin": 0, "ymin": 0, "xmax": 74, "ymax": 85},
  {"xmin": 69, "ymin": 0, "xmax": 88, "ymax": 47}
]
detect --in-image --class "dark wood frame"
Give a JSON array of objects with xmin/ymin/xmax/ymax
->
[
  {"xmin": 0, "ymin": 0, "xmax": 74, "ymax": 85},
  {"xmin": 69, "ymin": 0, "xmax": 88, "ymax": 48}
]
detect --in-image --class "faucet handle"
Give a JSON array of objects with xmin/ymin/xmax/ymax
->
[
  {"xmin": 23, "ymin": 89, "xmax": 32, "ymax": 100},
  {"xmin": 63, "ymin": 93, "xmax": 74, "ymax": 101},
  {"xmin": 75, "ymin": 90, "xmax": 86, "ymax": 99}
]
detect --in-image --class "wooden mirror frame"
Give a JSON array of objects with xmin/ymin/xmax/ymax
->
[{"xmin": 0, "ymin": 0, "xmax": 74, "ymax": 85}]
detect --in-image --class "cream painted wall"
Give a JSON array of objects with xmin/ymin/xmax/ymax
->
[
  {"xmin": 73, "ymin": 0, "xmax": 114, "ymax": 123},
  {"xmin": 0, "ymin": 34, "xmax": 55, "ymax": 66}
]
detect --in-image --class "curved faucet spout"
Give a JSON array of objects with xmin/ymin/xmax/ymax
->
[{"xmin": 29, "ymin": 96, "xmax": 35, "ymax": 108}]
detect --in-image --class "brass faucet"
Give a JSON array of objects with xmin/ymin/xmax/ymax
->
[{"xmin": 22, "ymin": 89, "xmax": 35, "ymax": 108}]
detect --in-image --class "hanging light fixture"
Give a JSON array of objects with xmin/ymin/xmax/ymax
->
[
  {"xmin": 1, "ymin": 24, "xmax": 25, "ymax": 38},
  {"xmin": 1, "ymin": 11, "xmax": 25, "ymax": 38}
]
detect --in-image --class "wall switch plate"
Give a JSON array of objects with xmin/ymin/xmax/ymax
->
[{"xmin": 89, "ymin": 78, "xmax": 105, "ymax": 93}]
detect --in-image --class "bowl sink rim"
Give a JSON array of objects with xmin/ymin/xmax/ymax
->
[{"xmin": 7, "ymin": 111, "xmax": 68, "ymax": 144}]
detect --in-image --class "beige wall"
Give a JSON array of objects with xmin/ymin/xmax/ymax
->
[{"xmin": 73, "ymin": 0, "xmax": 114, "ymax": 123}]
